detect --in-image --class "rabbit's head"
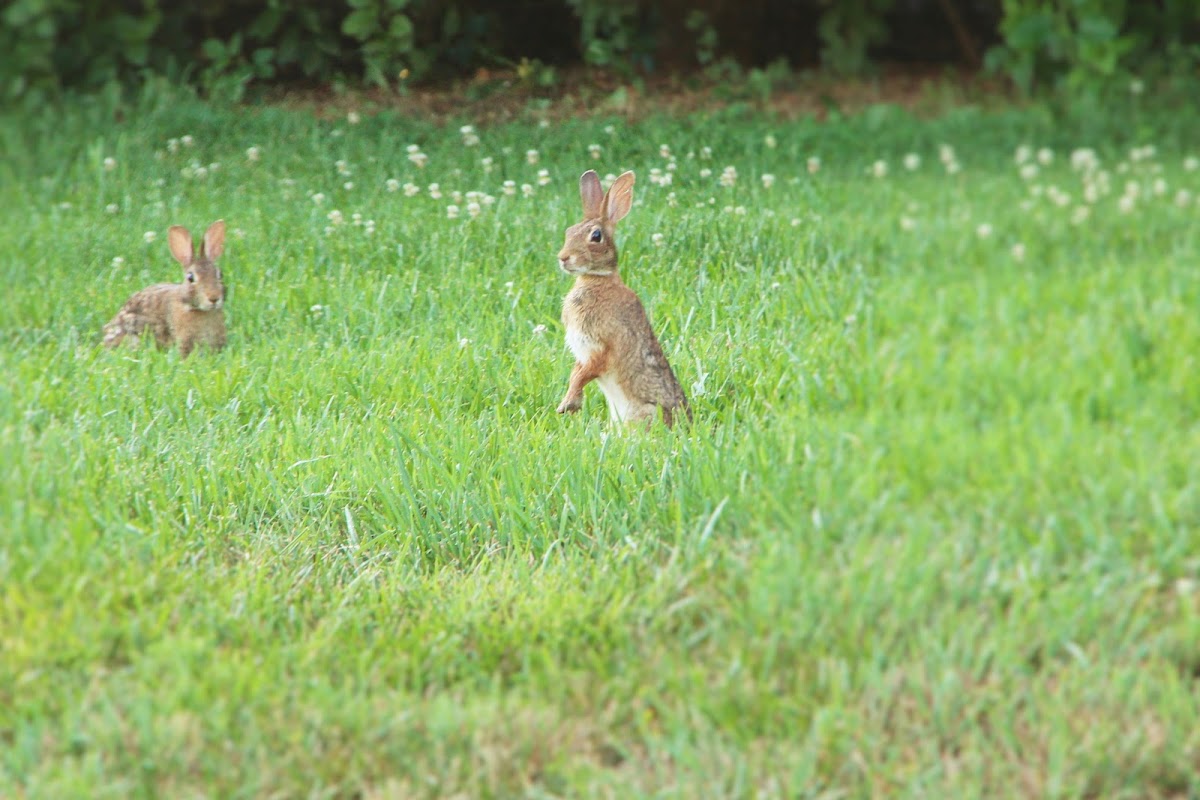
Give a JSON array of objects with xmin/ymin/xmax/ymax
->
[
  {"xmin": 168, "ymin": 220, "xmax": 226, "ymax": 311},
  {"xmin": 558, "ymin": 170, "xmax": 634, "ymax": 277}
]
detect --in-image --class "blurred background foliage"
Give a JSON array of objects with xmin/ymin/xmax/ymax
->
[{"xmin": 2, "ymin": 0, "xmax": 1197, "ymax": 102}]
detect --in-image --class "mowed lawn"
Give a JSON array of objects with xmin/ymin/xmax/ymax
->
[{"xmin": 3, "ymin": 87, "xmax": 1200, "ymax": 797}]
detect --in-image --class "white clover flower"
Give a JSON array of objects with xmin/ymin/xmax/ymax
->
[
  {"xmin": 722, "ymin": 205, "xmax": 733, "ymax": 214},
  {"xmin": 938, "ymin": 144, "xmax": 956, "ymax": 164},
  {"xmin": 871, "ymin": 160, "xmax": 888, "ymax": 179},
  {"xmin": 537, "ymin": 168, "xmax": 551, "ymax": 186},
  {"xmin": 402, "ymin": 182, "xmax": 418, "ymax": 197},
  {"xmin": 386, "ymin": 178, "xmax": 400, "ymax": 192},
  {"xmin": 588, "ymin": 144, "xmax": 601, "ymax": 159},
  {"xmin": 1129, "ymin": 78, "xmax": 1145, "ymax": 95},
  {"xmin": 347, "ymin": 111, "xmax": 361, "ymax": 125},
  {"xmin": 1014, "ymin": 145, "xmax": 1032, "ymax": 165},
  {"xmin": 167, "ymin": 138, "xmax": 180, "ymax": 153},
  {"xmin": 1037, "ymin": 148, "xmax": 1053, "ymax": 165},
  {"xmin": 111, "ymin": 256, "xmax": 124, "ymax": 267},
  {"xmin": 1070, "ymin": 148, "xmax": 1098, "ymax": 172},
  {"xmin": 1118, "ymin": 195, "xmax": 1136, "ymax": 214},
  {"xmin": 409, "ymin": 152, "xmax": 428, "ymax": 168},
  {"xmin": 532, "ymin": 324, "xmax": 547, "ymax": 335},
  {"xmin": 761, "ymin": 173, "xmax": 776, "ymax": 188},
  {"xmin": 1011, "ymin": 243, "xmax": 1026, "ymax": 261},
  {"xmin": 459, "ymin": 337, "xmax": 471, "ymax": 348},
  {"xmin": 328, "ymin": 209, "xmax": 344, "ymax": 225},
  {"xmin": 246, "ymin": 146, "xmax": 261, "ymax": 162},
  {"xmin": 526, "ymin": 149, "xmax": 540, "ymax": 165},
  {"xmin": 734, "ymin": 205, "xmax": 747, "ymax": 215},
  {"xmin": 605, "ymin": 124, "xmax": 616, "ymax": 136},
  {"xmin": 193, "ymin": 166, "xmax": 208, "ymax": 179},
  {"xmin": 976, "ymin": 223, "xmax": 993, "ymax": 238},
  {"xmin": 446, "ymin": 205, "xmax": 460, "ymax": 219},
  {"xmin": 502, "ymin": 180, "xmax": 516, "ymax": 196},
  {"xmin": 105, "ymin": 203, "xmax": 119, "ymax": 214},
  {"xmin": 1020, "ymin": 164, "xmax": 1039, "ymax": 181},
  {"xmin": 460, "ymin": 126, "xmax": 480, "ymax": 147},
  {"xmin": 467, "ymin": 201, "xmax": 481, "ymax": 218},
  {"xmin": 667, "ymin": 191, "xmax": 678, "ymax": 207},
  {"xmin": 903, "ymin": 153, "xmax": 920, "ymax": 171},
  {"xmin": 651, "ymin": 232, "xmax": 665, "ymax": 247},
  {"xmin": 700, "ymin": 146, "xmax": 712, "ymax": 160},
  {"xmin": 336, "ymin": 159, "xmax": 351, "ymax": 176},
  {"xmin": 1124, "ymin": 180, "xmax": 1140, "ymax": 198},
  {"xmin": 764, "ymin": 134, "xmax": 777, "ymax": 149},
  {"xmin": 143, "ymin": 231, "xmax": 156, "ymax": 243},
  {"xmin": 1153, "ymin": 178, "xmax": 1168, "ymax": 196},
  {"xmin": 900, "ymin": 216, "xmax": 916, "ymax": 231},
  {"xmin": 103, "ymin": 157, "xmax": 116, "ymax": 171},
  {"xmin": 343, "ymin": 181, "xmax": 354, "ymax": 191},
  {"xmin": 666, "ymin": 160, "xmax": 677, "ymax": 172},
  {"xmin": 482, "ymin": 194, "xmax": 495, "ymax": 205},
  {"xmin": 521, "ymin": 183, "xmax": 534, "ymax": 197},
  {"xmin": 719, "ymin": 166, "xmax": 738, "ymax": 187},
  {"xmin": 807, "ymin": 156, "xmax": 821, "ymax": 174},
  {"xmin": 1175, "ymin": 189, "xmax": 1192, "ymax": 208},
  {"xmin": 312, "ymin": 192, "xmax": 326, "ymax": 204},
  {"xmin": 659, "ymin": 144, "xmax": 671, "ymax": 159},
  {"xmin": 428, "ymin": 183, "xmax": 442, "ymax": 199},
  {"xmin": 406, "ymin": 144, "xmax": 421, "ymax": 154},
  {"xmin": 208, "ymin": 162, "xmax": 220, "ymax": 172},
  {"xmin": 181, "ymin": 135, "xmax": 194, "ymax": 147},
  {"xmin": 481, "ymin": 156, "xmax": 494, "ymax": 174},
  {"xmin": 1185, "ymin": 156, "xmax": 1199, "ymax": 172},
  {"xmin": 699, "ymin": 167, "xmax": 713, "ymax": 179},
  {"xmin": 944, "ymin": 160, "xmax": 961, "ymax": 175},
  {"xmin": 1083, "ymin": 184, "xmax": 1100, "ymax": 204},
  {"xmin": 452, "ymin": 190, "xmax": 464, "ymax": 204},
  {"xmin": 1071, "ymin": 206, "xmax": 1090, "ymax": 225},
  {"xmin": 310, "ymin": 304, "xmax": 324, "ymax": 315}
]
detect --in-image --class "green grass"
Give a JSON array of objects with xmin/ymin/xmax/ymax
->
[{"xmin": 3, "ymin": 86, "xmax": 1200, "ymax": 797}]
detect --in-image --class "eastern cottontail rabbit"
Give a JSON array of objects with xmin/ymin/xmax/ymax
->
[
  {"xmin": 102, "ymin": 220, "xmax": 227, "ymax": 358},
  {"xmin": 556, "ymin": 170, "xmax": 690, "ymax": 427}
]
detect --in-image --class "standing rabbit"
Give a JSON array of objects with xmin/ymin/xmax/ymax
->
[
  {"xmin": 102, "ymin": 220, "xmax": 227, "ymax": 358},
  {"xmin": 556, "ymin": 170, "xmax": 690, "ymax": 427}
]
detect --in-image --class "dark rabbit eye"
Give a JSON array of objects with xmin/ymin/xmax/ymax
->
[
  {"xmin": 590, "ymin": 229, "xmax": 602, "ymax": 243},
  {"xmin": 186, "ymin": 272, "xmax": 195, "ymax": 283}
]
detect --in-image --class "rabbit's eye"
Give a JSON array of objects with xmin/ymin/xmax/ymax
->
[
  {"xmin": 186, "ymin": 272, "xmax": 195, "ymax": 283},
  {"xmin": 590, "ymin": 229, "xmax": 603, "ymax": 243}
]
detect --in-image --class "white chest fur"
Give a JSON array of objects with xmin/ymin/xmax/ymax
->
[{"xmin": 564, "ymin": 327, "xmax": 635, "ymax": 422}]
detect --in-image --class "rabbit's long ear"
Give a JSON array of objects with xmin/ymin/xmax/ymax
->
[
  {"xmin": 604, "ymin": 171, "xmax": 635, "ymax": 223},
  {"xmin": 580, "ymin": 170, "xmax": 604, "ymax": 219},
  {"xmin": 167, "ymin": 226, "xmax": 194, "ymax": 266},
  {"xmin": 202, "ymin": 219, "xmax": 226, "ymax": 260}
]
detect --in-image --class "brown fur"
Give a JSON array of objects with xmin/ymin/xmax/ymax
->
[
  {"xmin": 102, "ymin": 220, "xmax": 227, "ymax": 359},
  {"xmin": 556, "ymin": 170, "xmax": 690, "ymax": 427}
]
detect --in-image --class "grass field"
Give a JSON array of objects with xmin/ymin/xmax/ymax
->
[{"xmin": 3, "ymin": 85, "xmax": 1200, "ymax": 797}]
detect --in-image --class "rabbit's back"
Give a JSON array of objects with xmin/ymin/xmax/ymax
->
[{"xmin": 103, "ymin": 284, "xmax": 180, "ymax": 348}]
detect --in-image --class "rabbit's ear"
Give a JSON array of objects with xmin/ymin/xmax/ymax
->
[
  {"xmin": 604, "ymin": 171, "xmax": 635, "ymax": 223},
  {"xmin": 167, "ymin": 226, "xmax": 194, "ymax": 266},
  {"xmin": 580, "ymin": 170, "xmax": 604, "ymax": 219},
  {"xmin": 202, "ymin": 219, "xmax": 226, "ymax": 260}
]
